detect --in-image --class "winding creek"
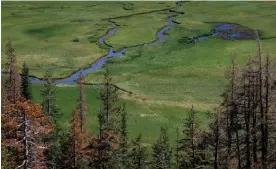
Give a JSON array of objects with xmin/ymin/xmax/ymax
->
[
  {"xmin": 55, "ymin": 15, "xmax": 180, "ymax": 84},
  {"xmin": 2, "ymin": 2, "xmax": 256, "ymax": 84},
  {"xmin": 3, "ymin": 2, "xmax": 184, "ymax": 84}
]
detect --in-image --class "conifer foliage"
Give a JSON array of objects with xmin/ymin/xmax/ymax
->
[
  {"xmin": 65, "ymin": 109, "xmax": 83, "ymax": 168},
  {"xmin": 77, "ymin": 71, "xmax": 88, "ymax": 131},
  {"xmin": 2, "ymin": 37, "xmax": 276, "ymax": 169},
  {"xmin": 2, "ymin": 41, "xmax": 53, "ymax": 169},
  {"xmin": 5, "ymin": 41, "xmax": 21, "ymax": 104},
  {"xmin": 119, "ymin": 105, "xmax": 130, "ymax": 168},
  {"xmin": 177, "ymin": 107, "xmax": 202, "ymax": 169},
  {"xmin": 152, "ymin": 126, "xmax": 172, "ymax": 169},
  {"xmin": 83, "ymin": 130, "xmax": 120, "ymax": 169},
  {"xmin": 129, "ymin": 134, "xmax": 148, "ymax": 169},
  {"xmin": 98, "ymin": 69, "xmax": 121, "ymax": 134},
  {"xmin": 21, "ymin": 62, "xmax": 32, "ymax": 100},
  {"xmin": 207, "ymin": 34, "xmax": 276, "ymax": 169},
  {"xmin": 2, "ymin": 98, "xmax": 52, "ymax": 169},
  {"xmin": 40, "ymin": 69, "xmax": 59, "ymax": 117}
]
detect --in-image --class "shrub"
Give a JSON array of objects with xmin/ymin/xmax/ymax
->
[
  {"xmin": 177, "ymin": 37, "xmax": 194, "ymax": 44},
  {"xmin": 123, "ymin": 3, "xmax": 134, "ymax": 10},
  {"xmin": 72, "ymin": 37, "xmax": 79, "ymax": 42}
]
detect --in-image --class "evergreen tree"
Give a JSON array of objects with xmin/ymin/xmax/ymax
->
[
  {"xmin": 45, "ymin": 123, "xmax": 67, "ymax": 169},
  {"xmin": 65, "ymin": 109, "xmax": 83, "ymax": 169},
  {"xmin": 206, "ymin": 110, "xmax": 221, "ymax": 169},
  {"xmin": 86, "ymin": 69, "xmax": 122, "ymax": 168},
  {"xmin": 5, "ymin": 41, "xmax": 21, "ymax": 104},
  {"xmin": 217, "ymin": 55, "xmax": 242, "ymax": 168},
  {"xmin": 196, "ymin": 131, "xmax": 213, "ymax": 169},
  {"xmin": 2, "ymin": 99, "xmax": 52, "ymax": 168},
  {"xmin": 40, "ymin": 69, "xmax": 63, "ymax": 168},
  {"xmin": 129, "ymin": 134, "xmax": 148, "ymax": 169},
  {"xmin": 152, "ymin": 126, "xmax": 172, "ymax": 169},
  {"xmin": 207, "ymin": 36, "xmax": 276, "ymax": 169},
  {"xmin": 1, "ymin": 79, "xmax": 7, "ymax": 115},
  {"xmin": 77, "ymin": 71, "xmax": 87, "ymax": 131},
  {"xmin": 98, "ymin": 69, "xmax": 121, "ymax": 135},
  {"xmin": 98, "ymin": 109, "xmax": 105, "ymax": 139},
  {"xmin": 119, "ymin": 105, "xmax": 129, "ymax": 168},
  {"xmin": 174, "ymin": 127, "xmax": 180, "ymax": 169},
  {"xmin": 40, "ymin": 68, "xmax": 59, "ymax": 117},
  {"xmin": 58, "ymin": 131, "xmax": 71, "ymax": 168},
  {"xmin": 82, "ymin": 131, "xmax": 120, "ymax": 169},
  {"xmin": 178, "ymin": 107, "xmax": 201, "ymax": 169},
  {"xmin": 20, "ymin": 62, "xmax": 32, "ymax": 100}
]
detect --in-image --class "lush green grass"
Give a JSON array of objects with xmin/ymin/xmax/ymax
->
[
  {"xmin": 84, "ymin": 2, "xmax": 276, "ymax": 116},
  {"xmin": 1, "ymin": 1, "xmax": 175, "ymax": 78},
  {"xmin": 31, "ymin": 83, "xmax": 209, "ymax": 146},
  {"xmin": 175, "ymin": 2, "xmax": 276, "ymax": 38},
  {"xmin": 85, "ymin": 37, "xmax": 276, "ymax": 109},
  {"xmin": 2, "ymin": 2, "xmax": 276, "ymax": 78},
  {"xmin": 105, "ymin": 12, "xmax": 172, "ymax": 51}
]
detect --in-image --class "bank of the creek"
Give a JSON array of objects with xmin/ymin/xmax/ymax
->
[
  {"xmin": 179, "ymin": 23, "xmax": 257, "ymax": 45},
  {"xmin": 1, "ymin": 1, "xmax": 258, "ymax": 84}
]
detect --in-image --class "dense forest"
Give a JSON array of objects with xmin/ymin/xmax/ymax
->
[{"xmin": 1, "ymin": 36, "xmax": 276, "ymax": 168}]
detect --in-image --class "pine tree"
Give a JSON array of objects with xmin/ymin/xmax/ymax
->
[
  {"xmin": 33, "ymin": 147, "xmax": 49, "ymax": 169},
  {"xmin": 241, "ymin": 65, "xmax": 251, "ymax": 168},
  {"xmin": 129, "ymin": 134, "xmax": 148, "ymax": 169},
  {"xmin": 45, "ymin": 124, "xmax": 66, "ymax": 169},
  {"xmin": 5, "ymin": 41, "xmax": 21, "ymax": 104},
  {"xmin": 98, "ymin": 109, "xmax": 105, "ymax": 140},
  {"xmin": 40, "ymin": 69, "xmax": 63, "ymax": 168},
  {"xmin": 1, "ymin": 98, "xmax": 52, "ymax": 168},
  {"xmin": 1, "ymin": 78, "xmax": 8, "ymax": 114},
  {"xmin": 40, "ymin": 68, "xmax": 59, "ymax": 117},
  {"xmin": 119, "ymin": 105, "xmax": 129, "ymax": 168},
  {"xmin": 265, "ymin": 54, "xmax": 276, "ymax": 168},
  {"xmin": 98, "ymin": 69, "xmax": 121, "ymax": 134},
  {"xmin": 174, "ymin": 127, "xmax": 180, "ymax": 169},
  {"xmin": 178, "ymin": 107, "xmax": 201, "ymax": 169},
  {"xmin": 65, "ymin": 109, "xmax": 83, "ymax": 169},
  {"xmin": 218, "ymin": 55, "xmax": 243, "ymax": 169},
  {"xmin": 21, "ymin": 62, "xmax": 32, "ymax": 100},
  {"xmin": 77, "ymin": 71, "xmax": 87, "ymax": 131},
  {"xmin": 152, "ymin": 126, "xmax": 172, "ymax": 169},
  {"xmin": 227, "ymin": 56, "xmax": 239, "ymax": 168},
  {"xmin": 89, "ymin": 69, "xmax": 123, "ymax": 168},
  {"xmin": 82, "ymin": 131, "xmax": 120, "ymax": 169},
  {"xmin": 58, "ymin": 131, "xmax": 70, "ymax": 168},
  {"xmin": 196, "ymin": 131, "xmax": 213, "ymax": 169},
  {"xmin": 207, "ymin": 110, "xmax": 221, "ymax": 169},
  {"xmin": 207, "ymin": 36, "xmax": 276, "ymax": 168}
]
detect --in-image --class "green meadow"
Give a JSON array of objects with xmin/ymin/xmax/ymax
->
[
  {"xmin": 31, "ymin": 83, "xmax": 209, "ymax": 145},
  {"xmin": 1, "ymin": 1, "xmax": 175, "ymax": 78},
  {"xmin": 2, "ymin": 1, "xmax": 276, "ymax": 145},
  {"xmin": 85, "ymin": 1, "xmax": 276, "ymax": 116},
  {"xmin": 105, "ymin": 11, "xmax": 172, "ymax": 51}
]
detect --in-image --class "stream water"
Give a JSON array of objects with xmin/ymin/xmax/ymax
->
[
  {"xmin": 2, "ymin": 2, "xmax": 255, "ymax": 84},
  {"xmin": 9, "ymin": 2, "xmax": 183, "ymax": 84},
  {"xmin": 193, "ymin": 23, "xmax": 255, "ymax": 43}
]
